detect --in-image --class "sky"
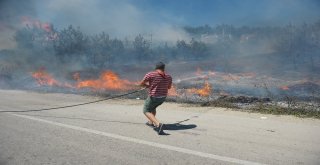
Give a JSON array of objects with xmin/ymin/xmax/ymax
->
[
  {"xmin": 34, "ymin": 0, "xmax": 320, "ymax": 28},
  {"xmin": 0, "ymin": 0, "xmax": 320, "ymax": 49},
  {"xmin": 139, "ymin": 0, "xmax": 320, "ymax": 26}
]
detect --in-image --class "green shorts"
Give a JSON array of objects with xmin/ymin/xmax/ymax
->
[{"xmin": 143, "ymin": 96, "xmax": 166, "ymax": 113}]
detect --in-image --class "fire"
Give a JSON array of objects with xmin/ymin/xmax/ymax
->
[
  {"xmin": 76, "ymin": 71, "xmax": 133, "ymax": 91},
  {"xmin": 196, "ymin": 81, "xmax": 212, "ymax": 97},
  {"xmin": 280, "ymin": 85, "xmax": 289, "ymax": 90},
  {"xmin": 188, "ymin": 81, "xmax": 212, "ymax": 97},
  {"xmin": 41, "ymin": 22, "xmax": 52, "ymax": 33},
  {"xmin": 32, "ymin": 69, "xmax": 133, "ymax": 91},
  {"xmin": 21, "ymin": 16, "xmax": 53, "ymax": 32},
  {"xmin": 168, "ymin": 85, "xmax": 178, "ymax": 96},
  {"xmin": 32, "ymin": 68, "xmax": 60, "ymax": 86}
]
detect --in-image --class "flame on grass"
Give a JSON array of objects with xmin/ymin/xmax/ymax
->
[
  {"xmin": 32, "ymin": 69, "xmax": 60, "ymax": 86},
  {"xmin": 32, "ymin": 68, "xmax": 74, "ymax": 88},
  {"xmin": 280, "ymin": 85, "xmax": 290, "ymax": 90},
  {"xmin": 76, "ymin": 71, "xmax": 133, "ymax": 91},
  {"xmin": 187, "ymin": 81, "xmax": 212, "ymax": 97},
  {"xmin": 32, "ymin": 69, "xmax": 133, "ymax": 91}
]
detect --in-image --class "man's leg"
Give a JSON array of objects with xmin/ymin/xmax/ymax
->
[
  {"xmin": 144, "ymin": 112, "xmax": 160, "ymax": 127},
  {"xmin": 145, "ymin": 111, "xmax": 165, "ymax": 135},
  {"xmin": 143, "ymin": 97, "xmax": 165, "ymax": 130},
  {"xmin": 146, "ymin": 110, "xmax": 156, "ymax": 126},
  {"xmin": 143, "ymin": 97, "xmax": 159, "ymax": 126}
]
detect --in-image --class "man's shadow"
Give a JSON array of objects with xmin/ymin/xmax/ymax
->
[
  {"xmin": 163, "ymin": 123, "xmax": 197, "ymax": 131},
  {"xmin": 159, "ymin": 117, "xmax": 198, "ymax": 135},
  {"xmin": 159, "ymin": 122, "xmax": 197, "ymax": 136}
]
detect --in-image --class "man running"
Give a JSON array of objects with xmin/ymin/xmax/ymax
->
[{"xmin": 139, "ymin": 62, "xmax": 172, "ymax": 135}]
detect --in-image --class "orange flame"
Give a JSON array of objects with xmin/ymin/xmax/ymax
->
[
  {"xmin": 41, "ymin": 22, "xmax": 52, "ymax": 33},
  {"xmin": 21, "ymin": 16, "xmax": 53, "ymax": 32},
  {"xmin": 31, "ymin": 69, "xmax": 133, "ymax": 91},
  {"xmin": 32, "ymin": 69, "xmax": 60, "ymax": 86},
  {"xmin": 280, "ymin": 85, "xmax": 289, "ymax": 90},
  {"xmin": 188, "ymin": 81, "xmax": 212, "ymax": 97},
  {"xmin": 76, "ymin": 71, "xmax": 133, "ymax": 91}
]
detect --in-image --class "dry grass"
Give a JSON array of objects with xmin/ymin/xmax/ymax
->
[{"xmin": 250, "ymin": 103, "xmax": 320, "ymax": 119}]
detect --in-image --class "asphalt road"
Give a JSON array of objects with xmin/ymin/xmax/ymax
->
[{"xmin": 0, "ymin": 89, "xmax": 319, "ymax": 165}]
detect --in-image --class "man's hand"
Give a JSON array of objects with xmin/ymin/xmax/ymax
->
[{"xmin": 138, "ymin": 80, "xmax": 150, "ymax": 88}]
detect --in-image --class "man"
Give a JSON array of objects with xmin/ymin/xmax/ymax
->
[{"xmin": 139, "ymin": 62, "xmax": 172, "ymax": 135}]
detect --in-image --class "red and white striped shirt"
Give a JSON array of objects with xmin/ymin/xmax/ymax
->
[{"xmin": 143, "ymin": 71, "xmax": 172, "ymax": 97}]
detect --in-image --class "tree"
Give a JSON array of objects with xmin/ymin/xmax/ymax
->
[
  {"xmin": 14, "ymin": 27, "xmax": 35, "ymax": 49},
  {"xmin": 110, "ymin": 38, "xmax": 125, "ymax": 63},
  {"xmin": 190, "ymin": 38, "xmax": 208, "ymax": 60},
  {"xmin": 176, "ymin": 40, "xmax": 190, "ymax": 60},
  {"xmin": 53, "ymin": 25, "xmax": 89, "ymax": 62},
  {"xmin": 133, "ymin": 34, "xmax": 151, "ymax": 62}
]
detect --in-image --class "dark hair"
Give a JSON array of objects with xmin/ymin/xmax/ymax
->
[{"xmin": 155, "ymin": 62, "xmax": 165, "ymax": 70}]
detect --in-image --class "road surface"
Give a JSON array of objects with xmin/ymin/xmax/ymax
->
[{"xmin": 0, "ymin": 89, "xmax": 319, "ymax": 165}]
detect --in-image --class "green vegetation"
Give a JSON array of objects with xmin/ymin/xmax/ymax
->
[{"xmin": 7, "ymin": 20, "xmax": 320, "ymax": 71}]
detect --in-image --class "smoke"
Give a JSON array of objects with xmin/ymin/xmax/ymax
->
[
  {"xmin": 0, "ymin": 0, "xmax": 192, "ymax": 50},
  {"xmin": 0, "ymin": 0, "xmax": 319, "ymax": 99},
  {"xmin": 248, "ymin": 0, "xmax": 320, "ymax": 26},
  {"xmin": 0, "ymin": 0, "xmax": 36, "ymax": 49},
  {"xmin": 1, "ymin": 0, "xmax": 320, "ymax": 49},
  {"xmin": 178, "ymin": 0, "xmax": 320, "ymax": 26},
  {"xmin": 32, "ymin": 0, "xmax": 191, "ymax": 43}
]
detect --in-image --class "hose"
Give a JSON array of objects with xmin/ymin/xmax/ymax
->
[{"xmin": 0, "ymin": 88, "xmax": 146, "ymax": 113}]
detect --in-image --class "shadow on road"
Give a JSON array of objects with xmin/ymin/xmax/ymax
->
[{"xmin": 164, "ymin": 123, "xmax": 197, "ymax": 131}]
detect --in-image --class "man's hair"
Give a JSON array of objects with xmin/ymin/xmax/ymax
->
[{"xmin": 155, "ymin": 62, "xmax": 165, "ymax": 70}]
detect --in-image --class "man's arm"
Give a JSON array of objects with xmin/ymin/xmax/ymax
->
[{"xmin": 139, "ymin": 79, "xmax": 150, "ymax": 88}]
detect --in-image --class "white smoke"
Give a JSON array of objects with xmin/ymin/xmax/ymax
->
[{"xmin": 34, "ymin": 0, "xmax": 191, "ymax": 43}]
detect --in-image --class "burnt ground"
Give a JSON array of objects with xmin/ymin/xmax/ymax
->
[{"xmin": 0, "ymin": 60, "xmax": 319, "ymax": 116}]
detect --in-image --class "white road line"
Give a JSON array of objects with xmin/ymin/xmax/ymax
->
[{"xmin": 11, "ymin": 113, "xmax": 266, "ymax": 165}]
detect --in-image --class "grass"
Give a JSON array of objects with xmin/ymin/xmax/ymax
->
[
  {"xmin": 200, "ymin": 100, "xmax": 239, "ymax": 109},
  {"xmin": 250, "ymin": 104, "xmax": 320, "ymax": 119},
  {"xmin": 106, "ymin": 91, "xmax": 320, "ymax": 119},
  {"xmin": 187, "ymin": 97, "xmax": 320, "ymax": 119}
]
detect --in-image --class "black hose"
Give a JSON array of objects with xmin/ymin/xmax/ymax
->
[{"xmin": 0, "ymin": 88, "xmax": 146, "ymax": 113}]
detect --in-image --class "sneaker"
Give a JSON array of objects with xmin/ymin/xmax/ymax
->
[
  {"xmin": 145, "ymin": 122, "xmax": 155, "ymax": 128},
  {"xmin": 153, "ymin": 123, "xmax": 164, "ymax": 135}
]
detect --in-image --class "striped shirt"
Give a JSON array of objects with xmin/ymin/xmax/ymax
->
[{"xmin": 143, "ymin": 71, "xmax": 172, "ymax": 97}]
